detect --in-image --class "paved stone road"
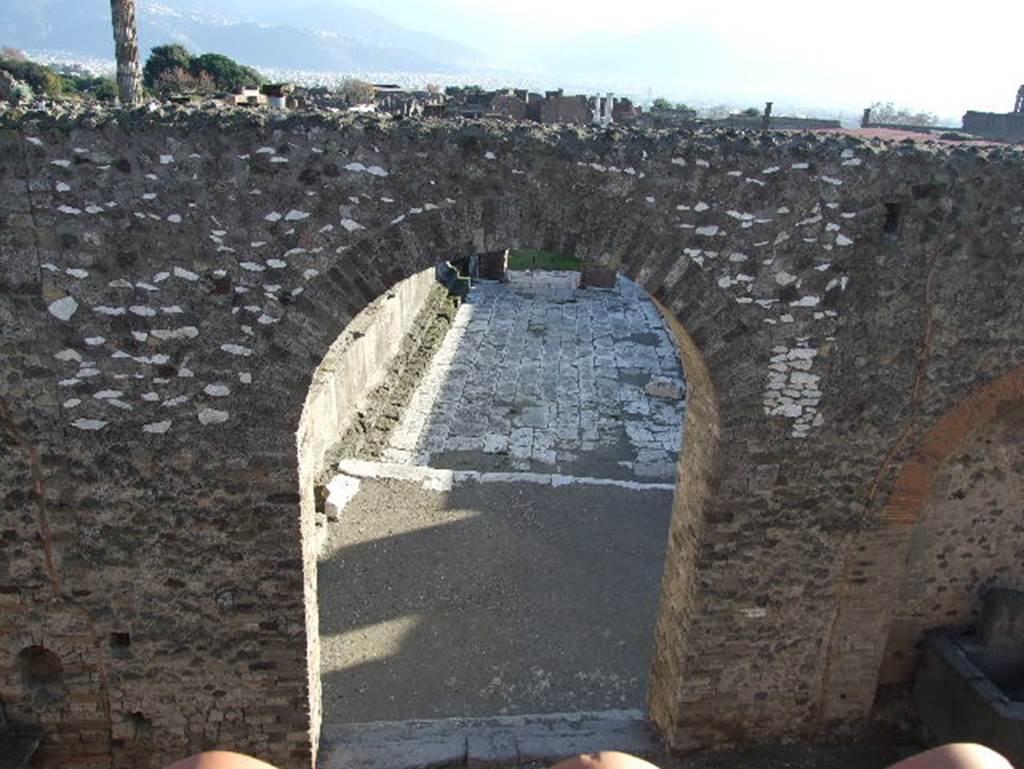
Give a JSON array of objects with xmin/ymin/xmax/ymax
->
[{"xmin": 380, "ymin": 272, "xmax": 687, "ymax": 481}]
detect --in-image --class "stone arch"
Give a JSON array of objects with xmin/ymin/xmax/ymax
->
[
  {"xmin": 882, "ymin": 366, "xmax": 1024, "ymax": 527},
  {"xmin": 6, "ymin": 114, "xmax": 1023, "ymax": 768},
  {"xmin": 295, "ymin": 204, "xmax": 735, "ymax": 759}
]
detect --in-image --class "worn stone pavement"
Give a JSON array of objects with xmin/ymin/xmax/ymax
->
[
  {"xmin": 379, "ymin": 272, "xmax": 686, "ymax": 481},
  {"xmin": 319, "ymin": 271, "xmax": 688, "ymax": 734}
]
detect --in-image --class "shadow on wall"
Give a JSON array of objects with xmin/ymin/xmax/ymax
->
[{"xmin": 317, "ymin": 479, "xmax": 673, "ymax": 723}]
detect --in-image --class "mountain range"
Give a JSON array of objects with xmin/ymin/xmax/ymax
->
[{"xmin": 1, "ymin": 0, "xmax": 488, "ymax": 74}]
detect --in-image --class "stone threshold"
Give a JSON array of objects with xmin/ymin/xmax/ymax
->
[
  {"xmin": 334, "ymin": 459, "xmax": 677, "ymax": 494},
  {"xmin": 318, "ymin": 709, "xmax": 661, "ymax": 769}
]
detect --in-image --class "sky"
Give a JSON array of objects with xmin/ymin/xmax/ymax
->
[{"xmin": 325, "ymin": 0, "xmax": 1023, "ymax": 122}]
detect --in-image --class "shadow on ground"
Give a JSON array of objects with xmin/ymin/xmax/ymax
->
[{"xmin": 318, "ymin": 477, "xmax": 673, "ymax": 723}]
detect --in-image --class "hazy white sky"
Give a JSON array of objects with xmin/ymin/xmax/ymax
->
[{"xmin": 336, "ymin": 0, "xmax": 1023, "ymax": 120}]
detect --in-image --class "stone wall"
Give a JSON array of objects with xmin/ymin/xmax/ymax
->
[
  {"xmin": 299, "ymin": 267, "xmax": 436, "ymax": 549},
  {"xmin": 1, "ymin": 109, "xmax": 1023, "ymax": 768},
  {"xmin": 963, "ymin": 111, "xmax": 1024, "ymax": 143}
]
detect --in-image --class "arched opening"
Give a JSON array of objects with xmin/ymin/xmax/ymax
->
[
  {"xmin": 822, "ymin": 365, "xmax": 1024, "ymax": 733},
  {"xmin": 879, "ymin": 399, "xmax": 1024, "ymax": 686},
  {"xmin": 17, "ymin": 646, "xmax": 65, "ymax": 708},
  {"xmin": 298, "ymin": 246, "xmax": 710, "ymax": 761}
]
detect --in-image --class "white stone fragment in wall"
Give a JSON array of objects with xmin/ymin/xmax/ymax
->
[
  {"xmin": 55, "ymin": 349, "xmax": 82, "ymax": 362},
  {"xmin": 84, "ymin": 336, "xmax": 105, "ymax": 346},
  {"xmin": 270, "ymin": 156, "xmax": 289, "ymax": 164},
  {"xmin": 695, "ymin": 159, "xmax": 710, "ymax": 167},
  {"xmin": 696, "ymin": 225, "xmax": 719, "ymax": 236},
  {"xmin": 173, "ymin": 267, "xmax": 199, "ymax": 281},
  {"xmin": 51, "ymin": 159, "xmax": 71, "ymax": 167},
  {"xmin": 220, "ymin": 344, "xmax": 253, "ymax": 356},
  {"xmin": 58, "ymin": 205, "xmax": 82, "ymax": 215},
  {"xmin": 836, "ymin": 234, "xmax": 853, "ymax": 247},
  {"xmin": 167, "ymin": 214, "xmax": 182, "ymax": 224},
  {"xmin": 56, "ymin": 182, "xmax": 71, "ymax": 192},
  {"xmin": 204, "ymin": 384, "xmax": 231, "ymax": 397},
  {"xmin": 256, "ymin": 147, "xmax": 276, "ymax": 154},
  {"xmin": 842, "ymin": 158, "xmax": 862, "ymax": 166},
  {"xmin": 264, "ymin": 211, "xmax": 282, "ymax": 222},
  {"xmin": 762, "ymin": 166, "xmax": 780, "ymax": 174},
  {"xmin": 821, "ymin": 176, "xmax": 842, "ymax": 185},
  {"xmin": 48, "ymin": 296, "xmax": 79, "ymax": 321},
  {"xmin": 484, "ymin": 151, "xmax": 496, "ymax": 160},
  {"xmin": 266, "ymin": 259, "xmax": 287, "ymax": 269},
  {"xmin": 240, "ymin": 262, "xmax": 265, "ymax": 272},
  {"xmin": 790, "ymin": 296, "xmax": 820, "ymax": 307},
  {"xmin": 141, "ymin": 392, "xmax": 160, "ymax": 402},
  {"xmin": 163, "ymin": 395, "xmax": 190, "ymax": 407},
  {"xmin": 340, "ymin": 218, "xmax": 364, "ymax": 232},
  {"xmin": 791, "ymin": 163, "xmax": 809, "ymax": 170},
  {"xmin": 143, "ymin": 421, "xmax": 172, "ymax": 434},
  {"xmin": 72, "ymin": 419, "xmax": 107, "ymax": 431},
  {"xmin": 285, "ymin": 209, "xmax": 310, "ymax": 221},
  {"xmin": 694, "ymin": 202, "xmax": 710, "ymax": 212},
  {"xmin": 726, "ymin": 210, "xmax": 755, "ymax": 221},
  {"xmin": 239, "ymin": 372, "xmax": 252, "ymax": 384},
  {"xmin": 150, "ymin": 327, "xmax": 199, "ymax": 340},
  {"xmin": 129, "ymin": 306, "xmax": 156, "ymax": 317},
  {"xmin": 198, "ymin": 408, "xmax": 229, "ymax": 425},
  {"xmin": 63, "ymin": 398, "xmax": 82, "ymax": 408},
  {"xmin": 160, "ymin": 155, "xmax": 173, "ymax": 164}
]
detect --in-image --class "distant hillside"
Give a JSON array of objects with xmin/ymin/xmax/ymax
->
[{"xmin": 1, "ymin": 0, "xmax": 487, "ymax": 74}]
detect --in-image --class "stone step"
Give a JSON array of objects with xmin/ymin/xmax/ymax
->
[{"xmin": 318, "ymin": 710, "xmax": 662, "ymax": 769}]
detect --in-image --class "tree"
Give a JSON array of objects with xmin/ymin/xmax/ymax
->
[
  {"xmin": 143, "ymin": 44, "xmax": 193, "ymax": 90},
  {"xmin": 154, "ymin": 67, "xmax": 215, "ymax": 95},
  {"xmin": 190, "ymin": 53, "xmax": 262, "ymax": 93},
  {"xmin": 651, "ymin": 97, "xmax": 672, "ymax": 111},
  {"xmin": 1, "ymin": 47, "xmax": 26, "ymax": 61},
  {"xmin": 740, "ymin": 106, "xmax": 760, "ymax": 117},
  {"xmin": 866, "ymin": 101, "xmax": 937, "ymax": 127},
  {"xmin": 109, "ymin": 0, "xmax": 143, "ymax": 106},
  {"xmin": 339, "ymin": 77, "xmax": 374, "ymax": 105}
]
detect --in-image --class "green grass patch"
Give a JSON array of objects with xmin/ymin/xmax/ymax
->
[{"xmin": 507, "ymin": 248, "xmax": 580, "ymax": 271}]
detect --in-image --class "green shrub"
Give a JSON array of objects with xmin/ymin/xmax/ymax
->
[
  {"xmin": 0, "ymin": 57, "xmax": 62, "ymax": 95},
  {"xmin": 62, "ymin": 74, "xmax": 118, "ymax": 101}
]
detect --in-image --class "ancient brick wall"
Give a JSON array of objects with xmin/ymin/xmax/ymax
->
[
  {"xmin": 1, "ymin": 111, "xmax": 1023, "ymax": 768},
  {"xmin": 878, "ymin": 401, "xmax": 1024, "ymax": 684}
]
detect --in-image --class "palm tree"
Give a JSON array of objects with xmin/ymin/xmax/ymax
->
[{"xmin": 110, "ymin": 0, "xmax": 143, "ymax": 106}]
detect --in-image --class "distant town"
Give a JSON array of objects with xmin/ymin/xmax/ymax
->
[{"xmin": 2, "ymin": 44, "xmax": 1023, "ymax": 143}]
